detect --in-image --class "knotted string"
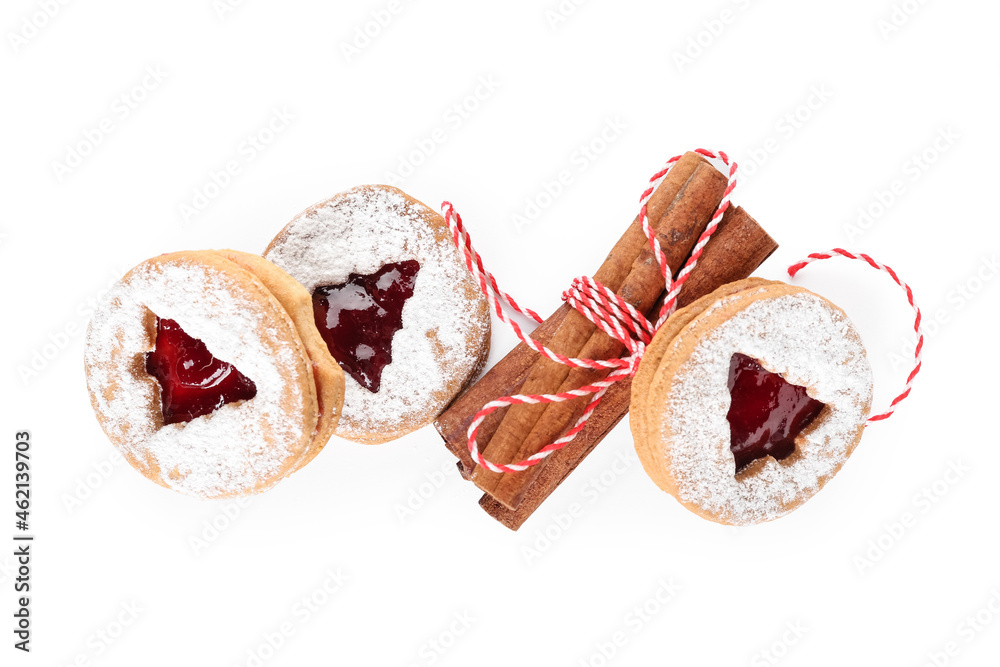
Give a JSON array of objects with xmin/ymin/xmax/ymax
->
[
  {"xmin": 442, "ymin": 149, "xmax": 737, "ymax": 474},
  {"xmin": 443, "ymin": 151, "xmax": 922, "ymax": 474}
]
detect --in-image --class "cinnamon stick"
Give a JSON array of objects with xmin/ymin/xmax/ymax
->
[
  {"xmin": 480, "ymin": 205, "xmax": 777, "ymax": 529},
  {"xmin": 471, "ymin": 160, "xmax": 728, "ymax": 505},
  {"xmin": 440, "ymin": 303, "xmax": 571, "ymax": 479},
  {"xmin": 435, "ymin": 152, "xmax": 706, "ymax": 475},
  {"xmin": 484, "ymin": 163, "xmax": 731, "ymax": 508}
]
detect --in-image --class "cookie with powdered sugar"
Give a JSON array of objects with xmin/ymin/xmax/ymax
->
[
  {"xmin": 265, "ymin": 185, "xmax": 491, "ymax": 444},
  {"xmin": 84, "ymin": 250, "xmax": 345, "ymax": 499},
  {"xmin": 632, "ymin": 281, "xmax": 873, "ymax": 525}
]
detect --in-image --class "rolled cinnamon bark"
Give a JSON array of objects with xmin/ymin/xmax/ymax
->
[
  {"xmin": 436, "ymin": 151, "xmax": 706, "ymax": 477},
  {"xmin": 433, "ymin": 154, "xmax": 779, "ymax": 529},
  {"xmin": 480, "ymin": 205, "xmax": 777, "ymax": 529},
  {"xmin": 438, "ymin": 303, "xmax": 571, "ymax": 479},
  {"xmin": 483, "ymin": 162, "xmax": 731, "ymax": 509},
  {"xmin": 470, "ymin": 158, "xmax": 728, "ymax": 504}
]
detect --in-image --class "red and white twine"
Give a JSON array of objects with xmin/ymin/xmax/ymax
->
[
  {"xmin": 442, "ymin": 149, "xmax": 736, "ymax": 474},
  {"xmin": 787, "ymin": 249, "xmax": 923, "ymax": 424},
  {"xmin": 443, "ymin": 149, "xmax": 921, "ymax": 474}
]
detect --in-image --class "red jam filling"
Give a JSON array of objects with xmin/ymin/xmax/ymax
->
[
  {"xmin": 726, "ymin": 353, "xmax": 825, "ymax": 473},
  {"xmin": 312, "ymin": 260, "xmax": 419, "ymax": 393},
  {"xmin": 145, "ymin": 318, "xmax": 257, "ymax": 425}
]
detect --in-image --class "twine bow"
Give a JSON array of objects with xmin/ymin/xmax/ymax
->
[
  {"xmin": 442, "ymin": 149, "xmax": 922, "ymax": 474},
  {"xmin": 442, "ymin": 149, "xmax": 737, "ymax": 474}
]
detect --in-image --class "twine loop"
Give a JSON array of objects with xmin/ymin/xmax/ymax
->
[
  {"xmin": 786, "ymin": 249, "xmax": 924, "ymax": 424},
  {"xmin": 442, "ymin": 149, "xmax": 736, "ymax": 474},
  {"xmin": 443, "ymin": 149, "xmax": 921, "ymax": 474}
]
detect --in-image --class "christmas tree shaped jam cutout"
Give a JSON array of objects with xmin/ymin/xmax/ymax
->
[
  {"xmin": 312, "ymin": 260, "xmax": 420, "ymax": 393},
  {"xmin": 726, "ymin": 353, "xmax": 826, "ymax": 473},
  {"xmin": 145, "ymin": 318, "xmax": 258, "ymax": 424}
]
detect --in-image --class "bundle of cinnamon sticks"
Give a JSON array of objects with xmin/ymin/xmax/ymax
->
[{"xmin": 435, "ymin": 152, "xmax": 778, "ymax": 530}]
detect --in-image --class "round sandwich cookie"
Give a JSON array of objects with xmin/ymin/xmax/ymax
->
[
  {"xmin": 264, "ymin": 184, "xmax": 491, "ymax": 444},
  {"xmin": 84, "ymin": 249, "xmax": 345, "ymax": 499},
  {"xmin": 631, "ymin": 279, "xmax": 873, "ymax": 525}
]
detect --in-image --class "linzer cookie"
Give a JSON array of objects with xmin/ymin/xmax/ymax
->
[
  {"xmin": 631, "ymin": 280, "xmax": 874, "ymax": 525},
  {"xmin": 84, "ymin": 250, "xmax": 345, "ymax": 499},
  {"xmin": 265, "ymin": 185, "xmax": 491, "ymax": 444}
]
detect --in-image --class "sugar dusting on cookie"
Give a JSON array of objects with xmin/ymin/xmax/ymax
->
[
  {"xmin": 84, "ymin": 258, "xmax": 309, "ymax": 498},
  {"xmin": 264, "ymin": 185, "xmax": 490, "ymax": 442},
  {"xmin": 663, "ymin": 291, "xmax": 873, "ymax": 525}
]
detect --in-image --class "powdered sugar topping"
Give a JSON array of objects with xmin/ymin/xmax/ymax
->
[
  {"xmin": 84, "ymin": 258, "xmax": 310, "ymax": 498},
  {"xmin": 264, "ymin": 186, "xmax": 490, "ymax": 441},
  {"xmin": 662, "ymin": 291, "xmax": 873, "ymax": 525}
]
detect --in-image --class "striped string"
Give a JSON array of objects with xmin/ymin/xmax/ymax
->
[
  {"xmin": 442, "ymin": 149, "xmax": 736, "ymax": 474},
  {"xmin": 444, "ymin": 154, "xmax": 921, "ymax": 474},
  {"xmin": 787, "ymin": 249, "xmax": 923, "ymax": 424}
]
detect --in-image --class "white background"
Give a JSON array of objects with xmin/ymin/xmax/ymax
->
[{"xmin": 2, "ymin": 0, "xmax": 999, "ymax": 665}]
